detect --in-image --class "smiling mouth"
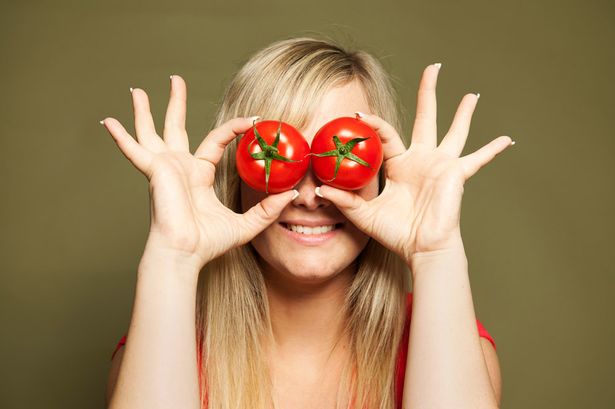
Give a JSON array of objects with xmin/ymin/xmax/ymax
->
[{"xmin": 279, "ymin": 222, "xmax": 344, "ymax": 235}]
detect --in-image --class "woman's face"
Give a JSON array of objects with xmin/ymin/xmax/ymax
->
[{"xmin": 240, "ymin": 80, "xmax": 379, "ymax": 285}]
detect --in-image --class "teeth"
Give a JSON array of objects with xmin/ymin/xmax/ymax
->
[{"xmin": 286, "ymin": 224, "xmax": 336, "ymax": 235}]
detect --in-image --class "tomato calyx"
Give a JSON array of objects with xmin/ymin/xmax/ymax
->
[
  {"xmin": 247, "ymin": 120, "xmax": 301, "ymax": 193},
  {"xmin": 310, "ymin": 135, "xmax": 372, "ymax": 182}
]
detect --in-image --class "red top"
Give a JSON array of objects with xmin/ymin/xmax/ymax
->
[{"xmin": 111, "ymin": 292, "xmax": 496, "ymax": 409}]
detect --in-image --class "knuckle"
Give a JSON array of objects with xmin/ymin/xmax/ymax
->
[
  {"xmin": 256, "ymin": 201, "xmax": 274, "ymax": 221},
  {"xmin": 230, "ymin": 117, "xmax": 246, "ymax": 126},
  {"xmin": 415, "ymin": 111, "xmax": 432, "ymax": 120},
  {"xmin": 384, "ymin": 121, "xmax": 398, "ymax": 135},
  {"xmin": 230, "ymin": 117, "xmax": 252, "ymax": 134},
  {"xmin": 245, "ymin": 203, "xmax": 267, "ymax": 228},
  {"xmin": 204, "ymin": 128, "xmax": 215, "ymax": 140},
  {"xmin": 163, "ymin": 125, "xmax": 181, "ymax": 135},
  {"xmin": 349, "ymin": 195, "xmax": 363, "ymax": 211},
  {"xmin": 220, "ymin": 119, "xmax": 238, "ymax": 135}
]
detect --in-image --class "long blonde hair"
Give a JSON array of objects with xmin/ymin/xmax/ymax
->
[{"xmin": 196, "ymin": 35, "xmax": 411, "ymax": 409}]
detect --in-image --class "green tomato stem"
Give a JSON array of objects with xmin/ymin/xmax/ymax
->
[
  {"xmin": 247, "ymin": 120, "xmax": 301, "ymax": 193},
  {"xmin": 311, "ymin": 135, "xmax": 372, "ymax": 182}
]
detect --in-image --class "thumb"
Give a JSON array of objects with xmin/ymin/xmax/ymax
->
[
  {"xmin": 237, "ymin": 189, "xmax": 299, "ymax": 244},
  {"xmin": 315, "ymin": 185, "xmax": 371, "ymax": 231}
]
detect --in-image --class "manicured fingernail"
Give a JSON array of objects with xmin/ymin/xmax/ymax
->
[
  {"xmin": 476, "ymin": 92, "xmax": 481, "ymax": 99},
  {"xmin": 315, "ymin": 187, "xmax": 324, "ymax": 198},
  {"xmin": 248, "ymin": 115, "xmax": 261, "ymax": 122},
  {"xmin": 355, "ymin": 111, "xmax": 365, "ymax": 119},
  {"xmin": 129, "ymin": 87, "xmax": 134, "ymax": 93},
  {"xmin": 433, "ymin": 63, "xmax": 442, "ymax": 69},
  {"xmin": 99, "ymin": 119, "xmax": 105, "ymax": 125},
  {"xmin": 291, "ymin": 190, "xmax": 300, "ymax": 200},
  {"xmin": 170, "ymin": 74, "xmax": 174, "ymax": 80},
  {"xmin": 510, "ymin": 140, "xmax": 516, "ymax": 146}
]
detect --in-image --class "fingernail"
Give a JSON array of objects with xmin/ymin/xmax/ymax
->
[
  {"xmin": 99, "ymin": 119, "xmax": 105, "ymax": 125},
  {"xmin": 248, "ymin": 115, "xmax": 261, "ymax": 123},
  {"xmin": 291, "ymin": 190, "xmax": 300, "ymax": 200},
  {"xmin": 476, "ymin": 92, "xmax": 481, "ymax": 99},
  {"xmin": 315, "ymin": 186, "xmax": 323, "ymax": 198},
  {"xmin": 510, "ymin": 140, "xmax": 516, "ymax": 146},
  {"xmin": 433, "ymin": 62, "xmax": 442, "ymax": 69},
  {"xmin": 129, "ymin": 87, "xmax": 134, "ymax": 93},
  {"xmin": 355, "ymin": 111, "xmax": 365, "ymax": 119},
  {"xmin": 170, "ymin": 74, "xmax": 174, "ymax": 80}
]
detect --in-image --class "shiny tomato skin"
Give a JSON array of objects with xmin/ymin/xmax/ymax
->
[
  {"xmin": 310, "ymin": 117, "xmax": 383, "ymax": 190},
  {"xmin": 236, "ymin": 120, "xmax": 310, "ymax": 193}
]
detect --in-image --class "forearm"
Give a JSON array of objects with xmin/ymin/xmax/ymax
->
[
  {"xmin": 403, "ymin": 242, "xmax": 498, "ymax": 409},
  {"xmin": 108, "ymin": 240, "xmax": 202, "ymax": 409}
]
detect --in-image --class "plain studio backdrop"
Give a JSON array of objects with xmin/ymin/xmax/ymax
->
[{"xmin": 0, "ymin": 0, "xmax": 613, "ymax": 408}]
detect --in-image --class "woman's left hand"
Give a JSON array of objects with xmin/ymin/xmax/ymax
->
[{"xmin": 316, "ymin": 64, "xmax": 514, "ymax": 266}]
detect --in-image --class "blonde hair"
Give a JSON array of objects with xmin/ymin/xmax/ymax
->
[{"xmin": 196, "ymin": 35, "xmax": 411, "ymax": 409}]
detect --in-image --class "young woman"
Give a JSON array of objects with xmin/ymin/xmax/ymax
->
[{"xmin": 102, "ymin": 37, "xmax": 507, "ymax": 409}]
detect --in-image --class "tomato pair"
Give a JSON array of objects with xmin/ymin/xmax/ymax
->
[{"xmin": 236, "ymin": 116, "xmax": 383, "ymax": 193}]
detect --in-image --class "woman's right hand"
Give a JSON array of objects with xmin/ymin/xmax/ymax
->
[{"xmin": 101, "ymin": 75, "xmax": 298, "ymax": 271}]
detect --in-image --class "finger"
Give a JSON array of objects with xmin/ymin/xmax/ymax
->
[
  {"xmin": 439, "ymin": 93, "xmax": 480, "ymax": 157},
  {"xmin": 410, "ymin": 63, "xmax": 441, "ymax": 150},
  {"xmin": 194, "ymin": 116, "xmax": 261, "ymax": 167},
  {"xmin": 460, "ymin": 135, "xmax": 514, "ymax": 179},
  {"xmin": 100, "ymin": 117, "xmax": 154, "ymax": 178},
  {"xmin": 131, "ymin": 87, "xmax": 165, "ymax": 152},
  {"xmin": 236, "ymin": 189, "xmax": 298, "ymax": 245},
  {"xmin": 354, "ymin": 112, "xmax": 406, "ymax": 160},
  {"xmin": 163, "ymin": 75, "xmax": 190, "ymax": 152},
  {"xmin": 314, "ymin": 185, "xmax": 372, "ymax": 233}
]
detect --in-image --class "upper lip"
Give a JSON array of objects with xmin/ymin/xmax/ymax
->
[{"xmin": 280, "ymin": 219, "xmax": 344, "ymax": 227}]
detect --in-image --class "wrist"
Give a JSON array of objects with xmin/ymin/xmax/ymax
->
[
  {"xmin": 408, "ymin": 241, "xmax": 467, "ymax": 281},
  {"xmin": 139, "ymin": 235, "xmax": 205, "ymax": 284}
]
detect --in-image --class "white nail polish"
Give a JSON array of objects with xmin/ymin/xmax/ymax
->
[
  {"xmin": 434, "ymin": 62, "xmax": 442, "ymax": 69},
  {"xmin": 510, "ymin": 140, "xmax": 516, "ymax": 146},
  {"xmin": 169, "ymin": 75, "xmax": 174, "ymax": 80},
  {"xmin": 355, "ymin": 111, "xmax": 365, "ymax": 118},
  {"xmin": 476, "ymin": 92, "xmax": 481, "ymax": 99},
  {"xmin": 291, "ymin": 190, "xmax": 300, "ymax": 200},
  {"xmin": 99, "ymin": 120, "xmax": 105, "ymax": 125},
  {"xmin": 129, "ymin": 87, "xmax": 134, "ymax": 93},
  {"xmin": 315, "ymin": 187, "xmax": 323, "ymax": 198}
]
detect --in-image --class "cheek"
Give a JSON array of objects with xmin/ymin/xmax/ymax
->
[
  {"xmin": 240, "ymin": 181, "xmax": 267, "ymax": 212},
  {"xmin": 241, "ymin": 181, "xmax": 277, "ymax": 257}
]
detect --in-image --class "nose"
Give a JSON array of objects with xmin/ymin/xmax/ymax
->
[{"xmin": 291, "ymin": 163, "xmax": 332, "ymax": 210}]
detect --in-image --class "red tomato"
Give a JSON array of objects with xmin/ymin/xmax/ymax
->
[
  {"xmin": 310, "ymin": 116, "xmax": 383, "ymax": 190},
  {"xmin": 236, "ymin": 120, "xmax": 310, "ymax": 193}
]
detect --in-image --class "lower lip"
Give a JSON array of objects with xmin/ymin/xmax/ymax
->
[{"xmin": 278, "ymin": 223, "xmax": 341, "ymax": 245}]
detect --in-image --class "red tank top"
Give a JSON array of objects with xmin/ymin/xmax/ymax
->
[{"xmin": 111, "ymin": 292, "xmax": 496, "ymax": 409}]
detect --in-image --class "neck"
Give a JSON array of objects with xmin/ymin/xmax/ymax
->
[{"xmin": 261, "ymin": 260, "xmax": 356, "ymax": 361}]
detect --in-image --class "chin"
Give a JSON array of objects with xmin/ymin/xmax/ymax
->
[
  {"xmin": 252, "ymin": 242, "xmax": 357, "ymax": 287},
  {"xmin": 284, "ymin": 259, "xmax": 347, "ymax": 283}
]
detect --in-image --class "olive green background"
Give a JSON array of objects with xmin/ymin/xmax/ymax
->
[{"xmin": 1, "ymin": 0, "xmax": 613, "ymax": 408}]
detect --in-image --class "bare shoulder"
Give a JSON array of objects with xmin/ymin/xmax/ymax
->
[
  {"xmin": 106, "ymin": 345, "xmax": 125, "ymax": 406},
  {"xmin": 480, "ymin": 338, "xmax": 502, "ymax": 407}
]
